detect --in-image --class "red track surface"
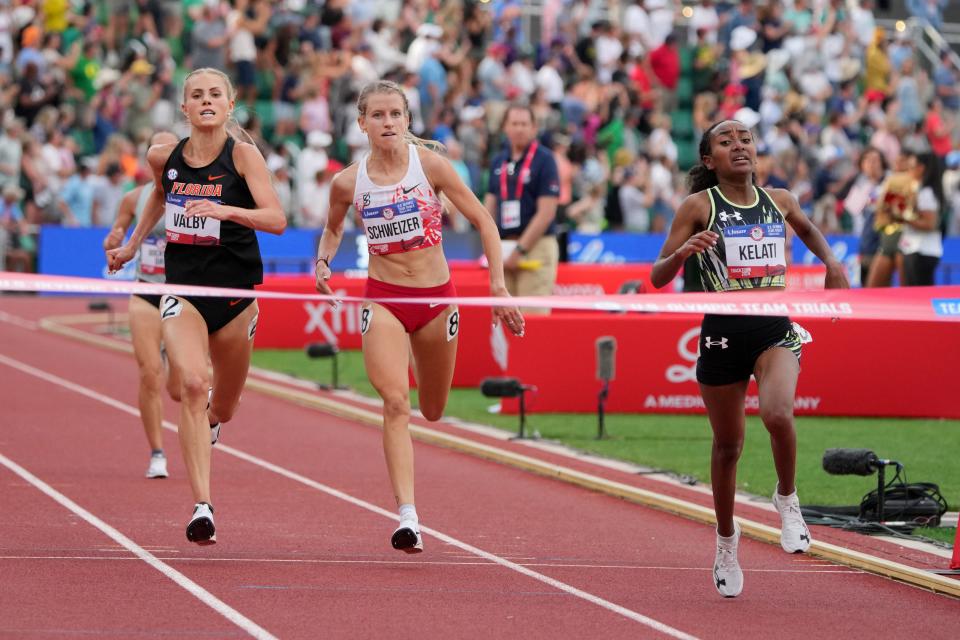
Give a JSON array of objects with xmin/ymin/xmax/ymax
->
[{"xmin": 1, "ymin": 297, "xmax": 957, "ymax": 639}]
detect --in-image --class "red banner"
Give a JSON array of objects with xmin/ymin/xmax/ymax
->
[{"xmin": 494, "ymin": 314, "xmax": 960, "ymax": 418}]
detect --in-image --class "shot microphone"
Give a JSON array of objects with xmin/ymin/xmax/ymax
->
[
  {"xmin": 596, "ymin": 336, "xmax": 616, "ymax": 382},
  {"xmin": 822, "ymin": 448, "xmax": 881, "ymax": 476},
  {"xmin": 480, "ymin": 377, "xmax": 523, "ymax": 398},
  {"xmin": 305, "ymin": 342, "xmax": 339, "ymax": 358}
]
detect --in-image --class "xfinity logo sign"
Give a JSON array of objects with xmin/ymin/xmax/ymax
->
[
  {"xmin": 703, "ymin": 336, "xmax": 728, "ymax": 349},
  {"xmin": 304, "ymin": 292, "xmax": 363, "ymax": 344}
]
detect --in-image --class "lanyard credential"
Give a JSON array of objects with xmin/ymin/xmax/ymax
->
[{"xmin": 500, "ymin": 141, "xmax": 539, "ymax": 201}]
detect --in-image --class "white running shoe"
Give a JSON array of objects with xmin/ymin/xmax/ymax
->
[
  {"xmin": 145, "ymin": 454, "xmax": 168, "ymax": 479},
  {"xmin": 772, "ymin": 489, "xmax": 812, "ymax": 553},
  {"xmin": 391, "ymin": 518, "xmax": 423, "ymax": 554},
  {"xmin": 186, "ymin": 502, "xmax": 216, "ymax": 545},
  {"xmin": 713, "ymin": 522, "xmax": 743, "ymax": 598}
]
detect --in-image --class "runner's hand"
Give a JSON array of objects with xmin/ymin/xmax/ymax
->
[
  {"xmin": 314, "ymin": 259, "xmax": 339, "ymax": 308},
  {"xmin": 491, "ymin": 285, "xmax": 525, "ymax": 336},
  {"xmin": 675, "ymin": 231, "xmax": 718, "ymax": 260},
  {"xmin": 106, "ymin": 244, "xmax": 136, "ymax": 274},
  {"xmin": 825, "ymin": 259, "xmax": 850, "ymax": 289},
  {"xmin": 102, "ymin": 227, "xmax": 124, "ymax": 251},
  {"xmin": 184, "ymin": 199, "xmax": 228, "ymax": 220}
]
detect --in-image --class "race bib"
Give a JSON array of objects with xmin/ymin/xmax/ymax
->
[
  {"xmin": 500, "ymin": 200, "xmax": 521, "ymax": 230},
  {"xmin": 361, "ymin": 199, "xmax": 426, "ymax": 250},
  {"xmin": 140, "ymin": 236, "xmax": 165, "ymax": 275},
  {"xmin": 164, "ymin": 194, "xmax": 221, "ymax": 246},
  {"xmin": 722, "ymin": 223, "xmax": 786, "ymax": 279}
]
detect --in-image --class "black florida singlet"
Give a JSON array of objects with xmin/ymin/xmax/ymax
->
[{"xmin": 161, "ymin": 136, "xmax": 263, "ymax": 288}]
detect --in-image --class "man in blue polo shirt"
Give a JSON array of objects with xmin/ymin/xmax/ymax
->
[{"xmin": 484, "ymin": 104, "xmax": 560, "ymax": 313}]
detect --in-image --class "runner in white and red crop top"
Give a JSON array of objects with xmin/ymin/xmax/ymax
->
[{"xmin": 315, "ymin": 80, "xmax": 525, "ymax": 554}]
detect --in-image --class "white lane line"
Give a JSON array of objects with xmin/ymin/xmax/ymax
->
[
  {"xmin": 0, "ymin": 555, "xmax": 864, "ymax": 573},
  {"xmin": 0, "ymin": 353, "xmax": 699, "ymax": 640},
  {"xmin": 0, "ymin": 453, "xmax": 278, "ymax": 640},
  {"xmin": 0, "ymin": 310, "xmax": 38, "ymax": 330}
]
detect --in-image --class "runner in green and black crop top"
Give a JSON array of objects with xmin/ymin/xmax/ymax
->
[{"xmin": 650, "ymin": 120, "xmax": 849, "ymax": 598}]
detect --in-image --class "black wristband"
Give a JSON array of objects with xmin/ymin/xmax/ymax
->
[
  {"xmin": 516, "ymin": 244, "xmax": 528, "ymax": 256},
  {"xmin": 316, "ymin": 256, "xmax": 330, "ymax": 269}
]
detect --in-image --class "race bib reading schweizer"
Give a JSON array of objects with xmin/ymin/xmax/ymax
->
[
  {"xmin": 140, "ymin": 236, "xmax": 166, "ymax": 275},
  {"xmin": 164, "ymin": 194, "xmax": 221, "ymax": 246},
  {"xmin": 723, "ymin": 223, "xmax": 786, "ymax": 279},
  {"xmin": 361, "ymin": 199, "xmax": 426, "ymax": 251}
]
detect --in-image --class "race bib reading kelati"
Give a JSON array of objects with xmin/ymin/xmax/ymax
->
[
  {"xmin": 722, "ymin": 223, "xmax": 786, "ymax": 279},
  {"xmin": 164, "ymin": 194, "xmax": 221, "ymax": 246},
  {"xmin": 140, "ymin": 236, "xmax": 166, "ymax": 275},
  {"xmin": 361, "ymin": 199, "xmax": 426, "ymax": 253}
]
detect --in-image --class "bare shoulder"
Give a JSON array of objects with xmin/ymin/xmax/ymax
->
[
  {"xmin": 330, "ymin": 163, "xmax": 359, "ymax": 201},
  {"xmin": 765, "ymin": 187, "xmax": 799, "ymax": 215},
  {"xmin": 416, "ymin": 145, "xmax": 453, "ymax": 191},
  {"xmin": 666, "ymin": 190, "xmax": 711, "ymax": 232},
  {"xmin": 146, "ymin": 142, "xmax": 177, "ymax": 173},
  {"xmin": 416, "ymin": 145, "xmax": 447, "ymax": 172},
  {"xmin": 231, "ymin": 140, "xmax": 266, "ymax": 170},
  {"xmin": 678, "ymin": 190, "xmax": 711, "ymax": 219}
]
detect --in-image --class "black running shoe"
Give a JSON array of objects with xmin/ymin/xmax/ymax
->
[{"xmin": 186, "ymin": 502, "xmax": 216, "ymax": 545}]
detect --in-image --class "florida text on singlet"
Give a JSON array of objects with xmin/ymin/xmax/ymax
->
[
  {"xmin": 161, "ymin": 137, "xmax": 262, "ymax": 286},
  {"xmin": 693, "ymin": 185, "xmax": 787, "ymax": 292},
  {"xmin": 353, "ymin": 144, "xmax": 444, "ymax": 256},
  {"xmin": 135, "ymin": 184, "xmax": 166, "ymax": 283}
]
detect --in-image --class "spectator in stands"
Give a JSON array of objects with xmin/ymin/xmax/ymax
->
[
  {"xmin": 901, "ymin": 152, "xmax": 944, "ymax": 285},
  {"xmin": 840, "ymin": 147, "xmax": 888, "ymax": 237},
  {"xmin": 865, "ymin": 28, "xmax": 891, "ymax": 94},
  {"xmin": 60, "ymin": 158, "xmax": 98, "ymax": 227},
  {"xmin": 0, "ymin": 117, "xmax": 23, "ymax": 191},
  {"xmin": 0, "ymin": 182, "xmax": 32, "ymax": 272},
  {"xmin": 650, "ymin": 33, "xmax": 680, "ymax": 114},
  {"xmin": 895, "ymin": 57, "xmax": 925, "ymax": 129},
  {"xmin": 124, "ymin": 59, "xmax": 162, "ymax": 140},
  {"xmin": 619, "ymin": 157, "xmax": 652, "ymax": 233},
  {"xmin": 484, "ymin": 103, "xmax": 560, "ymax": 313},
  {"xmin": 866, "ymin": 149, "xmax": 918, "ymax": 287},
  {"xmin": 227, "ymin": 0, "xmax": 265, "ymax": 107},
  {"xmin": 907, "ymin": 0, "xmax": 949, "ymax": 31},
  {"xmin": 932, "ymin": 48, "xmax": 959, "ymax": 115},
  {"xmin": 191, "ymin": 0, "xmax": 228, "ymax": 71},
  {"xmin": 92, "ymin": 163, "xmax": 128, "ymax": 227}
]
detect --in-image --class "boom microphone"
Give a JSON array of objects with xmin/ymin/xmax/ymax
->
[
  {"xmin": 822, "ymin": 448, "xmax": 882, "ymax": 476},
  {"xmin": 480, "ymin": 377, "xmax": 523, "ymax": 398}
]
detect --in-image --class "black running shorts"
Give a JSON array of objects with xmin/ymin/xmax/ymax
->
[
  {"xmin": 160, "ymin": 290, "xmax": 256, "ymax": 334},
  {"xmin": 696, "ymin": 314, "xmax": 803, "ymax": 386}
]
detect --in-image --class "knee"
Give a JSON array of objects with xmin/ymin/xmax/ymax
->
[
  {"xmin": 180, "ymin": 373, "xmax": 211, "ymax": 406},
  {"xmin": 419, "ymin": 402, "xmax": 445, "ymax": 422},
  {"xmin": 381, "ymin": 392, "xmax": 411, "ymax": 421},
  {"xmin": 713, "ymin": 438, "xmax": 744, "ymax": 465},
  {"xmin": 760, "ymin": 408, "xmax": 794, "ymax": 435},
  {"xmin": 138, "ymin": 364, "xmax": 164, "ymax": 394},
  {"xmin": 212, "ymin": 400, "xmax": 236, "ymax": 424},
  {"xmin": 166, "ymin": 379, "xmax": 182, "ymax": 403}
]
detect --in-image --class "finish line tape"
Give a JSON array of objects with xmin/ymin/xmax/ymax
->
[{"xmin": 2, "ymin": 271, "xmax": 959, "ymax": 322}]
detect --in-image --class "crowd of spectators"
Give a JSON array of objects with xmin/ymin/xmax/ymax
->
[{"xmin": 1, "ymin": 0, "xmax": 959, "ymax": 279}]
